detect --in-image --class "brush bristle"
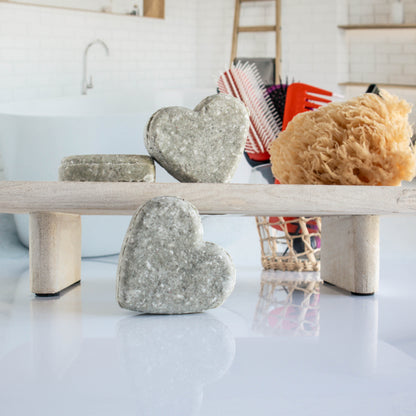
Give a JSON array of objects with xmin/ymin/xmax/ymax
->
[
  {"xmin": 218, "ymin": 62, "xmax": 282, "ymax": 155},
  {"xmin": 267, "ymin": 78, "xmax": 289, "ymax": 122}
]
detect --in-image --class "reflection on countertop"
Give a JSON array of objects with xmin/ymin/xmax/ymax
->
[
  {"xmin": 253, "ymin": 270, "xmax": 321, "ymax": 337},
  {"xmin": 117, "ymin": 314, "xmax": 235, "ymax": 414}
]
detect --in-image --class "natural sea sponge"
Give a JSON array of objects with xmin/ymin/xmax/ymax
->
[{"xmin": 270, "ymin": 90, "xmax": 416, "ymax": 185}]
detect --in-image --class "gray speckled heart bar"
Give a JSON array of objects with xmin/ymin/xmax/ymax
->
[
  {"xmin": 59, "ymin": 154, "xmax": 155, "ymax": 182},
  {"xmin": 145, "ymin": 93, "xmax": 249, "ymax": 183},
  {"xmin": 117, "ymin": 196, "xmax": 236, "ymax": 314}
]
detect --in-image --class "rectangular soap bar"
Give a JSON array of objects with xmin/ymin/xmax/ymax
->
[{"xmin": 59, "ymin": 154, "xmax": 155, "ymax": 182}]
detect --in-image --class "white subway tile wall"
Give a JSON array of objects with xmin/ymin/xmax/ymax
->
[
  {"xmin": 280, "ymin": 0, "xmax": 340, "ymax": 89},
  {"xmin": 344, "ymin": 0, "xmax": 416, "ymax": 125},
  {"xmin": 0, "ymin": 0, "xmax": 343, "ymax": 104},
  {"xmin": 345, "ymin": 6, "xmax": 416, "ymax": 86},
  {"xmin": 348, "ymin": 0, "xmax": 416, "ymax": 25}
]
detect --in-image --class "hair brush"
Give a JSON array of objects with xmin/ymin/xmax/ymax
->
[
  {"xmin": 217, "ymin": 61, "xmax": 282, "ymax": 162},
  {"xmin": 266, "ymin": 76, "xmax": 291, "ymax": 123}
]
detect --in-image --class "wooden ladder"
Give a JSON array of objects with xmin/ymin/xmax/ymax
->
[{"xmin": 230, "ymin": 0, "xmax": 281, "ymax": 83}]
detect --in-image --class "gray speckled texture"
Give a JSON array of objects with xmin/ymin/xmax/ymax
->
[
  {"xmin": 145, "ymin": 94, "xmax": 250, "ymax": 183},
  {"xmin": 117, "ymin": 196, "xmax": 236, "ymax": 314},
  {"xmin": 59, "ymin": 154, "xmax": 155, "ymax": 182}
]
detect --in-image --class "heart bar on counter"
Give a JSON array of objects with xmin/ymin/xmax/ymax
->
[
  {"xmin": 117, "ymin": 196, "xmax": 236, "ymax": 314},
  {"xmin": 145, "ymin": 93, "xmax": 250, "ymax": 183}
]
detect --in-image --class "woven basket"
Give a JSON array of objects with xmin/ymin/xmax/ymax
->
[{"xmin": 255, "ymin": 216, "xmax": 321, "ymax": 271}]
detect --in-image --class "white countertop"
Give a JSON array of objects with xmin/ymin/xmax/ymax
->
[{"xmin": 0, "ymin": 213, "xmax": 415, "ymax": 415}]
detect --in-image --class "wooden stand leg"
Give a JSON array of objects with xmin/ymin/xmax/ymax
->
[
  {"xmin": 30, "ymin": 212, "xmax": 82, "ymax": 296},
  {"xmin": 321, "ymin": 216, "xmax": 379, "ymax": 295}
]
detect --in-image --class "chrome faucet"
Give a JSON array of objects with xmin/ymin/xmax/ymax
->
[{"xmin": 81, "ymin": 39, "xmax": 110, "ymax": 95}]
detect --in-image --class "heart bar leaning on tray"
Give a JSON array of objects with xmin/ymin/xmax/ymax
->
[{"xmin": 117, "ymin": 196, "xmax": 236, "ymax": 314}]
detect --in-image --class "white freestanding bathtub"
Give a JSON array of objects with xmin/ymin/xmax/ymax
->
[{"xmin": 0, "ymin": 89, "xmax": 253, "ymax": 258}]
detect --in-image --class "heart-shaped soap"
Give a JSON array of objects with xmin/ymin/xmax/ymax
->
[
  {"xmin": 145, "ymin": 94, "xmax": 250, "ymax": 183},
  {"xmin": 117, "ymin": 196, "xmax": 236, "ymax": 314}
]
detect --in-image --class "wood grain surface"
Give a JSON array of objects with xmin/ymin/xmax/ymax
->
[
  {"xmin": 321, "ymin": 216, "xmax": 380, "ymax": 294},
  {"xmin": 30, "ymin": 212, "xmax": 82, "ymax": 295},
  {"xmin": 1, "ymin": 181, "xmax": 415, "ymax": 216}
]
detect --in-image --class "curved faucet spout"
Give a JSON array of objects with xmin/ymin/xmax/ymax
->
[{"xmin": 82, "ymin": 39, "xmax": 110, "ymax": 95}]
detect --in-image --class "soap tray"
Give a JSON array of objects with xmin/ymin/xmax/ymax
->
[{"xmin": 1, "ymin": 181, "xmax": 415, "ymax": 296}]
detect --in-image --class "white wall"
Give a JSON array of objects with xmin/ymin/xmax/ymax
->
[
  {"xmin": 348, "ymin": 0, "xmax": 416, "ymax": 24},
  {"xmin": 281, "ymin": 0, "xmax": 342, "ymax": 91},
  {"xmin": 1, "ymin": 0, "xmax": 414, "ymax": 104},
  {"xmin": 1, "ymin": 0, "xmax": 415, "ymax": 176},
  {"xmin": 0, "ymin": 0, "xmax": 345, "ymax": 102},
  {"xmin": 0, "ymin": 0, "xmax": 199, "ymax": 102},
  {"xmin": 346, "ymin": 0, "xmax": 416, "ymax": 86},
  {"xmin": 343, "ymin": 0, "xmax": 416, "ymax": 125}
]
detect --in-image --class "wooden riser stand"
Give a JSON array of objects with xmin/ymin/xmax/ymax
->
[
  {"xmin": 1, "ymin": 181, "xmax": 415, "ymax": 296},
  {"xmin": 28, "ymin": 214, "xmax": 379, "ymax": 296},
  {"xmin": 321, "ymin": 216, "xmax": 379, "ymax": 295},
  {"xmin": 30, "ymin": 213, "xmax": 82, "ymax": 296}
]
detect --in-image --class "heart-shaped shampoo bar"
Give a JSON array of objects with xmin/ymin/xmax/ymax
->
[
  {"xmin": 145, "ymin": 94, "xmax": 249, "ymax": 183},
  {"xmin": 117, "ymin": 196, "xmax": 236, "ymax": 314}
]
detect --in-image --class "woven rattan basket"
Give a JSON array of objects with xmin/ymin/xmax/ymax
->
[{"xmin": 256, "ymin": 215, "xmax": 321, "ymax": 272}]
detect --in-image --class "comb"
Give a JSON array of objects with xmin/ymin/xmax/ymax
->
[
  {"xmin": 218, "ymin": 61, "xmax": 282, "ymax": 162},
  {"xmin": 282, "ymin": 83, "xmax": 335, "ymax": 130}
]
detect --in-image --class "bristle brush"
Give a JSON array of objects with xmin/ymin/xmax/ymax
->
[
  {"xmin": 217, "ymin": 62, "xmax": 282, "ymax": 162},
  {"xmin": 266, "ymin": 76, "xmax": 290, "ymax": 122}
]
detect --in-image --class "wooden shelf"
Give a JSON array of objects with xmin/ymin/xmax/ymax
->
[
  {"xmin": 0, "ymin": 181, "xmax": 416, "ymax": 217},
  {"xmin": 338, "ymin": 24, "xmax": 416, "ymax": 30},
  {"xmin": 0, "ymin": 0, "xmax": 165, "ymax": 19},
  {"xmin": 339, "ymin": 82, "xmax": 416, "ymax": 89},
  {"xmin": 3, "ymin": 181, "xmax": 408, "ymax": 296}
]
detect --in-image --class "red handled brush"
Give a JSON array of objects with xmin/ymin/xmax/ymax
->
[{"xmin": 217, "ymin": 62, "xmax": 282, "ymax": 162}]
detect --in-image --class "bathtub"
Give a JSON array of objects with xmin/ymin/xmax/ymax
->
[{"xmin": 0, "ymin": 89, "xmax": 253, "ymax": 258}]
